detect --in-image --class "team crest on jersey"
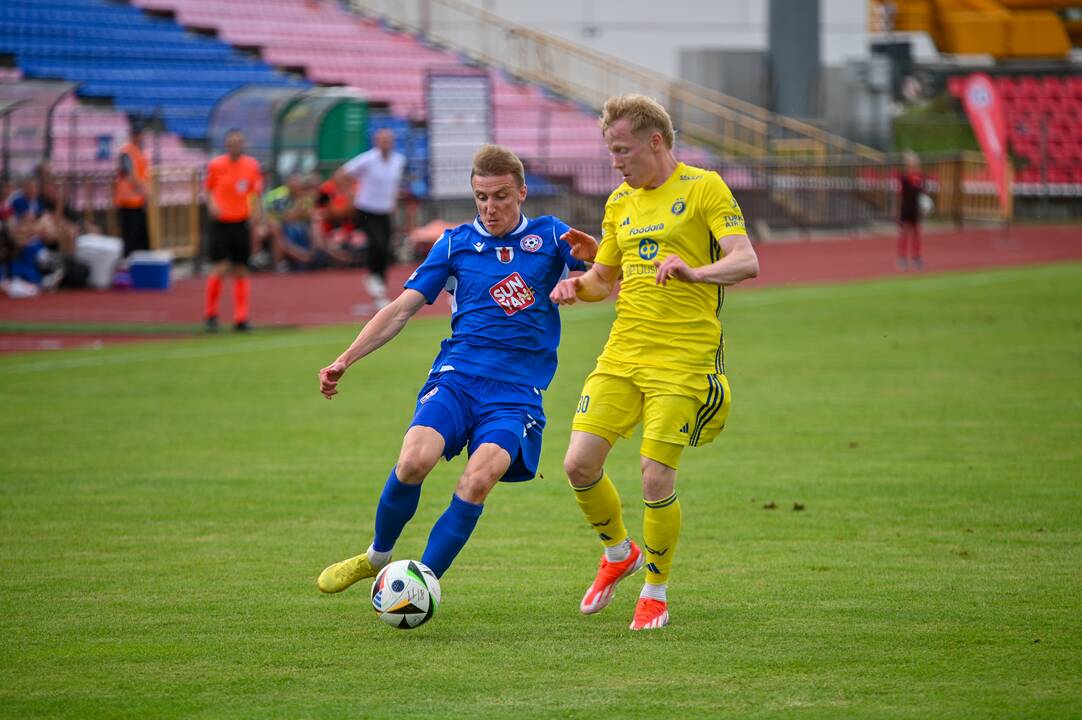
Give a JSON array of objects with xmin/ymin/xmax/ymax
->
[
  {"xmin": 489, "ymin": 272, "xmax": 535, "ymax": 315},
  {"xmin": 520, "ymin": 234, "xmax": 542, "ymax": 252},
  {"xmin": 638, "ymin": 238, "xmax": 659, "ymax": 260},
  {"xmin": 671, "ymin": 199, "xmax": 686, "ymax": 216},
  {"xmin": 496, "ymin": 247, "xmax": 514, "ymax": 263}
]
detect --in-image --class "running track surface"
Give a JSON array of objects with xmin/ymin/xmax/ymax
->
[{"xmin": 1, "ymin": 224, "xmax": 1079, "ymax": 354}]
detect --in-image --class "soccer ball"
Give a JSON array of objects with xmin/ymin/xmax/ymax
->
[{"xmin": 370, "ymin": 560, "xmax": 442, "ymax": 629}]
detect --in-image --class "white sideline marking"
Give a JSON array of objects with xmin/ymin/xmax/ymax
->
[
  {"xmin": 1, "ymin": 334, "xmax": 331, "ymax": 374},
  {"xmin": 733, "ymin": 264, "xmax": 1080, "ymax": 308},
  {"xmin": 4, "ymin": 264, "xmax": 1077, "ymax": 374},
  {"xmin": 564, "ymin": 264, "xmax": 1080, "ymax": 316}
]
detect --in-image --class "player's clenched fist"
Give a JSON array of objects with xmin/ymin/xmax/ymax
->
[
  {"xmin": 319, "ymin": 360, "xmax": 347, "ymax": 399},
  {"xmin": 550, "ymin": 277, "xmax": 582, "ymax": 305}
]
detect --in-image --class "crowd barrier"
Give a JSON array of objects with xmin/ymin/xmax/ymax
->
[{"xmin": 40, "ymin": 151, "xmax": 1009, "ymax": 265}]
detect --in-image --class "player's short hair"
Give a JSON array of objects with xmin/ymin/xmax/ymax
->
[
  {"xmin": 599, "ymin": 94, "xmax": 675, "ymax": 149},
  {"xmin": 471, "ymin": 144, "xmax": 525, "ymax": 188}
]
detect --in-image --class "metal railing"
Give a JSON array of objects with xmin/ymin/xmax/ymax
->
[
  {"xmin": 347, "ymin": 0, "xmax": 884, "ymax": 161},
  {"xmin": 411, "ymin": 151, "xmax": 1009, "ymax": 238},
  {"xmin": 47, "ymin": 168, "xmax": 203, "ymax": 258}
]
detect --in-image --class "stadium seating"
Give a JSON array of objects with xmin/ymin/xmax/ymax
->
[
  {"xmin": 0, "ymin": 0, "xmax": 308, "ymax": 140},
  {"xmin": 4, "ymin": 0, "xmax": 713, "ymax": 198},
  {"xmin": 126, "ymin": 0, "xmax": 723, "ymax": 194},
  {"xmin": 1, "ymin": 75, "xmax": 206, "ymax": 210},
  {"xmin": 949, "ymin": 73, "xmax": 1082, "ymax": 185},
  {"xmin": 131, "ymin": 0, "xmax": 610, "ymax": 160}
]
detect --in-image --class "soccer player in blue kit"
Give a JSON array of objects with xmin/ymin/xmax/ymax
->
[{"xmin": 316, "ymin": 144, "xmax": 598, "ymax": 592}]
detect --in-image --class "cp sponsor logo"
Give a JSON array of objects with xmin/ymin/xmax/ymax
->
[
  {"xmin": 638, "ymin": 238, "xmax": 659, "ymax": 260},
  {"xmin": 520, "ymin": 234, "xmax": 542, "ymax": 252},
  {"xmin": 489, "ymin": 272, "xmax": 536, "ymax": 316}
]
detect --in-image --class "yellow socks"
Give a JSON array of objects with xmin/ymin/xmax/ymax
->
[
  {"xmin": 572, "ymin": 472, "xmax": 629, "ymax": 548},
  {"xmin": 643, "ymin": 493, "xmax": 681, "ymax": 585}
]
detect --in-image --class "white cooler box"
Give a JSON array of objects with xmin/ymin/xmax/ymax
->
[{"xmin": 74, "ymin": 234, "xmax": 123, "ymax": 290}]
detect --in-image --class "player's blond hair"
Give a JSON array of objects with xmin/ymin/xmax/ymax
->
[
  {"xmin": 471, "ymin": 144, "xmax": 525, "ymax": 188},
  {"xmin": 600, "ymin": 94, "xmax": 675, "ymax": 149}
]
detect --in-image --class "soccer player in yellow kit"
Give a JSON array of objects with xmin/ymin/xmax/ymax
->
[{"xmin": 550, "ymin": 94, "xmax": 760, "ymax": 630}]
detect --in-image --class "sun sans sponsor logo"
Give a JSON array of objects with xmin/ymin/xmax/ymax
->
[
  {"xmin": 629, "ymin": 223, "xmax": 664, "ymax": 236},
  {"xmin": 489, "ymin": 272, "xmax": 535, "ymax": 315},
  {"xmin": 520, "ymin": 234, "xmax": 542, "ymax": 252}
]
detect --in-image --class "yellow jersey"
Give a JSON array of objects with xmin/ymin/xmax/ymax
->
[{"xmin": 594, "ymin": 162, "xmax": 746, "ymax": 373}]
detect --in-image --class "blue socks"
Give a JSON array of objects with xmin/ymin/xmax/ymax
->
[
  {"xmin": 371, "ymin": 469, "xmax": 484, "ymax": 578},
  {"xmin": 421, "ymin": 494, "xmax": 484, "ymax": 578},
  {"xmin": 372, "ymin": 469, "xmax": 422, "ymax": 553}
]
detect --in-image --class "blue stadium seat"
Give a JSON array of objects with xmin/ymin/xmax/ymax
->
[{"xmin": 1, "ymin": 0, "xmax": 309, "ymax": 140}]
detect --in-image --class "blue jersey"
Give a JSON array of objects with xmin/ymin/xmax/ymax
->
[{"xmin": 404, "ymin": 214, "xmax": 587, "ymax": 389}]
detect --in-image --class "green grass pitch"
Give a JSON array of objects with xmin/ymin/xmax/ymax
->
[{"xmin": 2, "ymin": 263, "xmax": 1080, "ymax": 718}]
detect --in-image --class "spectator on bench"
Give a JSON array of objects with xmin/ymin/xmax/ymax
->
[{"xmin": 257, "ymin": 173, "xmax": 352, "ymax": 272}]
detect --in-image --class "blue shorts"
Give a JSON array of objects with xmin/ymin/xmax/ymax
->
[{"xmin": 411, "ymin": 372, "xmax": 546, "ymax": 483}]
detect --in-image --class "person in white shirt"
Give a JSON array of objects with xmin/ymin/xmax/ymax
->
[{"xmin": 341, "ymin": 128, "xmax": 407, "ymax": 308}]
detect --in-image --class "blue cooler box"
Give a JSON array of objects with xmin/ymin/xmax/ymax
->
[{"xmin": 128, "ymin": 250, "xmax": 173, "ymax": 290}]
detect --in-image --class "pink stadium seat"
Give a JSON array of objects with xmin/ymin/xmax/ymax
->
[
  {"xmin": 1016, "ymin": 167, "xmax": 1039, "ymax": 183},
  {"xmin": 43, "ymin": 96, "xmax": 206, "ymax": 178},
  {"xmin": 1017, "ymin": 75, "xmax": 1041, "ymax": 99},
  {"xmin": 995, "ymin": 76, "xmax": 1016, "ymax": 98},
  {"xmin": 1040, "ymin": 76, "xmax": 1067, "ymax": 98}
]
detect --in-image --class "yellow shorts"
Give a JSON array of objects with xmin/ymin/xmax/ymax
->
[{"xmin": 571, "ymin": 358, "xmax": 731, "ymax": 468}]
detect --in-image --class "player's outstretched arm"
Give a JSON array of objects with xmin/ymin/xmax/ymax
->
[
  {"xmin": 653, "ymin": 233, "xmax": 759, "ymax": 287},
  {"xmin": 318, "ymin": 289, "xmax": 427, "ymax": 399},
  {"xmin": 549, "ymin": 262, "xmax": 620, "ymax": 305}
]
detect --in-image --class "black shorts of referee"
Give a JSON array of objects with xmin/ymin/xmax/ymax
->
[{"xmin": 208, "ymin": 219, "xmax": 251, "ymax": 266}]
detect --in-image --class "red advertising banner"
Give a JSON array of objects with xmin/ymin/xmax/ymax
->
[{"xmin": 961, "ymin": 73, "xmax": 1009, "ymax": 213}]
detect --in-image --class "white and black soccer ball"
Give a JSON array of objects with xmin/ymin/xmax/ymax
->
[{"xmin": 370, "ymin": 560, "xmax": 442, "ymax": 629}]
